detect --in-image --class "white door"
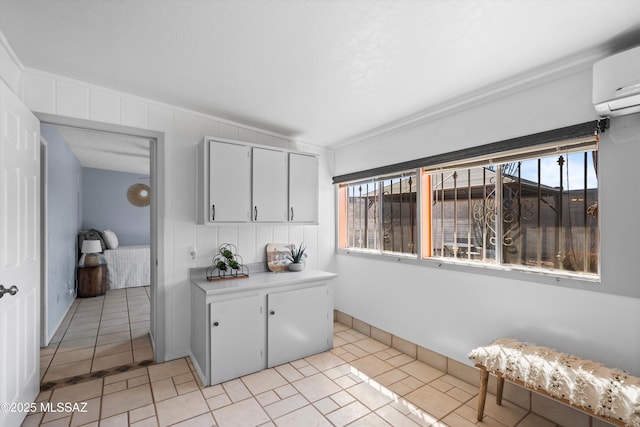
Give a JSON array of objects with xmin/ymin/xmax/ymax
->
[
  {"xmin": 252, "ymin": 148, "xmax": 288, "ymax": 222},
  {"xmin": 267, "ymin": 285, "xmax": 329, "ymax": 367},
  {"xmin": 210, "ymin": 295, "xmax": 264, "ymax": 385},
  {"xmin": 288, "ymin": 153, "xmax": 318, "ymax": 223},
  {"xmin": 209, "ymin": 141, "xmax": 251, "ymax": 222},
  {"xmin": 0, "ymin": 80, "xmax": 41, "ymax": 426}
]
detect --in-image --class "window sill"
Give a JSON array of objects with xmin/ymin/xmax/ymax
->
[{"xmin": 336, "ymin": 248, "xmax": 601, "ymax": 288}]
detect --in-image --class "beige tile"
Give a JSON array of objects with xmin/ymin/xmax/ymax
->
[
  {"xmin": 353, "ymin": 338, "xmax": 390, "ymax": 354},
  {"xmin": 341, "ymin": 344, "xmax": 369, "ymax": 359},
  {"xmin": 305, "ymin": 352, "xmax": 345, "ymax": 372},
  {"xmin": 62, "ymin": 327, "xmax": 99, "ymax": 341},
  {"xmin": 130, "ymin": 416, "xmax": 158, "ymax": 427},
  {"xmin": 274, "ymin": 364, "xmax": 304, "ymax": 382},
  {"xmin": 256, "ymin": 390, "xmax": 280, "ymax": 407},
  {"xmin": 133, "ymin": 346, "xmax": 154, "ymax": 362},
  {"xmin": 176, "ymin": 380, "xmax": 199, "ymax": 395},
  {"xmin": 222, "ymin": 378, "xmax": 252, "ymax": 402},
  {"xmin": 103, "ymin": 380, "xmax": 128, "ymax": 395},
  {"xmin": 129, "ymin": 404, "xmax": 157, "ymax": 423},
  {"xmin": 274, "ymin": 404, "xmax": 332, "ymax": 427},
  {"xmin": 170, "ymin": 412, "xmax": 216, "ymax": 427},
  {"xmin": 350, "ymin": 355, "xmax": 394, "ymax": 378},
  {"xmin": 292, "ymin": 373, "xmax": 341, "ymax": 402},
  {"xmin": 151, "ymin": 378, "xmax": 178, "ymax": 402},
  {"xmin": 326, "ymin": 400, "xmax": 371, "ymax": 427},
  {"xmin": 447, "ymin": 359, "xmax": 478, "ymax": 387},
  {"xmin": 101, "ymin": 384, "xmax": 153, "ymax": 418},
  {"xmin": 132, "ymin": 334, "xmax": 152, "ymax": 349},
  {"xmin": 56, "ymin": 336, "xmax": 97, "ymax": 353},
  {"xmin": 335, "ymin": 312, "xmax": 353, "ymax": 327},
  {"xmin": 91, "ymin": 350, "xmax": 133, "ymax": 372},
  {"xmin": 98, "ymin": 323, "xmax": 131, "ymax": 335},
  {"xmin": 263, "ymin": 393, "xmax": 308, "ymax": 419},
  {"xmin": 94, "ymin": 340, "xmax": 132, "ymax": 358},
  {"xmin": 376, "ymin": 404, "xmax": 428, "ymax": 427},
  {"xmin": 346, "ymin": 381, "xmax": 395, "ymax": 410},
  {"xmin": 370, "ymin": 326, "xmax": 392, "ymax": 347},
  {"xmin": 417, "ymin": 346, "xmax": 447, "ymax": 372},
  {"xmin": 374, "ymin": 369, "xmax": 410, "ymax": 387},
  {"xmin": 212, "ymin": 397, "xmax": 270, "ymax": 427},
  {"xmin": 96, "ymin": 331, "xmax": 131, "ymax": 346},
  {"xmin": 41, "ymin": 415, "xmax": 72, "ymax": 426},
  {"xmin": 352, "ymin": 318, "xmax": 371, "ymax": 336},
  {"xmin": 128, "ymin": 375, "xmax": 150, "ymax": 388},
  {"xmin": 392, "ymin": 336, "xmax": 417, "ymax": 358},
  {"xmin": 399, "ymin": 360, "xmax": 445, "ymax": 383},
  {"xmin": 349, "ymin": 412, "xmax": 392, "ymax": 427},
  {"xmin": 439, "ymin": 412, "xmax": 478, "ymax": 427},
  {"xmin": 274, "ymin": 384, "xmax": 298, "ymax": 399},
  {"xmin": 99, "ymin": 316, "xmax": 130, "ymax": 327},
  {"xmin": 330, "ymin": 390, "xmax": 356, "ymax": 407},
  {"xmin": 50, "ymin": 347, "xmax": 95, "ymax": 366},
  {"xmin": 207, "ymin": 393, "xmax": 232, "ymax": 411},
  {"xmin": 323, "ymin": 363, "xmax": 355, "ymax": 381},
  {"xmin": 201, "ymin": 384, "xmax": 225, "ymax": 399},
  {"xmin": 21, "ymin": 413, "xmax": 44, "ymax": 427},
  {"xmin": 404, "ymin": 385, "xmax": 462, "ymax": 419},
  {"xmin": 103, "ymin": 367, "xmax": 147, "ymax": 385},
  {"xmin": 314, "ymin": 397, "xmax": 340, "ymax": 414},
  {"xmin": 49, "ymin": 378, "xmax": 103, "ymax": 406},
  {"xmin": 148, "ymin": 358, "xmax": 190, "ymax": 382},
  {"xmin": 43, "ymin": 359, "xmax": 92, "ymax": 382},
  {"xmin": 69, "ymin": 396, "xmax": 101, "ymax": 427},
  {"xmin": 155, "ymin": 390, "xmax": 209, "ymax": 427},
  {"xmin": 241, "ymin": 368, "xmax": 288, "ymax": 395},
  {"xmin": 385, "ymin": 353, "xmax": 415, "ymax": 368}
]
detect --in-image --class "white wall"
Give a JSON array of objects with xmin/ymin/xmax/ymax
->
[
  {"xmin": 15, "ymin": 65, "xmax": 335, "ymax": 361},
  {"xmin": 333, "ymin": 67, "xmax": 640, "ymax": 375}
]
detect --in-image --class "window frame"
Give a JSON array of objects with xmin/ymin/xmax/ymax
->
[{"xmin": 335, "ymin": 121, "xmax": 605, "ymax": 284}]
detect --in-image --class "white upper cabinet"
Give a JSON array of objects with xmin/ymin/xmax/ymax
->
[
  {"xmin": 209, "ymin": 141, "xmax": 251, "ymax": 222},
  {"xmin": 252, "ymin": 148, "xmax": 288, "ymax": 222},
  {"xmin": 289, "ymin": 153, "xmax": 318, "ymax": 223},
  {"xmin": 198, "ymin": 137, "xmax": 318, "ymax": 224}
]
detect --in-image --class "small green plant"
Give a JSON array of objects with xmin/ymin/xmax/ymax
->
[{"xmin": 287, "ymin": 243, "xmax": 306, "ymax": 264}]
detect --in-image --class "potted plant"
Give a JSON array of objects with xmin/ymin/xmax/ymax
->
[{"xmin": 287, "ymin": 243, "xmax": 306, "ymax": 271}]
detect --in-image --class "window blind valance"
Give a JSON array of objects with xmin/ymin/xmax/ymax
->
[{"xmin": 332, "ymin": 119, "xmax": 609, "ymax": 184}]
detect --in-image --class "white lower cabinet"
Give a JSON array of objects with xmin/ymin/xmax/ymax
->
[
  {"xmin": 210, "ymin": 295, "xmax": 265, "ymax": 385},
  {"xmin": 267, "ymin": 286, "xmax": 329, "ymax": 367},
  {"xmin": 190, "ymin": 271, "xmax": 335, "ymax": 387}
]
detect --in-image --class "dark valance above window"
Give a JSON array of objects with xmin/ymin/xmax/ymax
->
[{"xmin": 332, "ymin": 119, "xmax": 609, "ymax": 184}]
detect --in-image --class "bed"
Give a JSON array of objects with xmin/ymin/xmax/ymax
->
[{"xmin": 103, "ymin": 245, "xmax": 150, "ymax": 289}]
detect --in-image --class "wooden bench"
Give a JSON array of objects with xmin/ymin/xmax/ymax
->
[{"xmin": 468, "ymin": 338, "xmax": 640, "ymax": 427}]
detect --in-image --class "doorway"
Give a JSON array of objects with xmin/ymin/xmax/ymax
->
[{"xmin": 36, "ymin": 113, "xmax": 165, "ymax": 387}]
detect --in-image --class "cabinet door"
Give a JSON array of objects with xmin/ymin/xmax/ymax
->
[
  {"xmin": 252, "ymin": 148, "xmax": 288, "ymax": 222},
  {"xmin": 210, "ymin": 295, "xmax": 265, "ymax": 384},
  {"xmin": 289, "ymin": 153, "xmax": 318, "ymax": 223},
  {"xmin": 267, "ymin": 285, "xmax": 329, "ymax": 367},
  {"xmin": 209, "ymin": 141, "xmax": 251, "ymax": 222}
]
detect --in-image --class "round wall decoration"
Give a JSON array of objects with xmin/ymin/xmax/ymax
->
[{"xmin": 127, "ymin": 183, "xmax": 151, "ymax": 207}]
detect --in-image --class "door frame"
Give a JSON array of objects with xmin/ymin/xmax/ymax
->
[
  {"xmin": 35, "ymin": 113, "xmax": 166, "ymax": 363},
  {"xmin": 39, "ymin": 137, "xmax": 48, "ymax": 347}
]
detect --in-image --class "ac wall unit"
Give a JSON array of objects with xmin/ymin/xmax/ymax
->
[{"xmin": 593, "ymin": 45, "xmax": 640, "ymax": 117}]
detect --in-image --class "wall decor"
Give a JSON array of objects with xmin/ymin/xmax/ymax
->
[{"xmin": 127, "ymin": 183, "xmax": 151, "ymax": 207}]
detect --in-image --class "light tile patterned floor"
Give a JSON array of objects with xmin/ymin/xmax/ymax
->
[
  {"xmin": 26, "ymin": 322, "xmax": 563, "ymax": 427},
  {"xmin": 40, "ymin": 287, "xmax": 153, "ymax": 388}
]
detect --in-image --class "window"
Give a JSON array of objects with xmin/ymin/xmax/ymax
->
[
  {"xmin": 338, "ymin": 173, "xmax": 417, "ymax": 256},
  {"xmin": 426, "ymin": 150, "xmax": 599, "ymax": 275},
  {"xmin": 334, "ymin": 120, "xmax": 605, "ymax": 280}
]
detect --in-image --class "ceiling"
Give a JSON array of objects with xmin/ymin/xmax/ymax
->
[
  {"xmin": 2, "ymin": 1, "xmax": 640, "ymax": 147},
  {"xmin": 43, "ymin": 124, "xmax": 151, "ymax": 175}
]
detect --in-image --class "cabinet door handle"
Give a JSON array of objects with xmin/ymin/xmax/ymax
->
[
  {"xmin": 213, "ymin": 321, "xmax": 219, "ymax": 327},
  {"xmin": 212, "ymin": 204, "xmax": 216, "ymax": 221},
  {"xmin": 269, "ymin": 310, "xmax": 275, "ymax": 315},
  {"xmin": 290, "ymin": 207, "xmax": 294, "ymax": 221},
  {"xmin": 254, "ymin": 206, "xmax": 258, "ymax": 221}
]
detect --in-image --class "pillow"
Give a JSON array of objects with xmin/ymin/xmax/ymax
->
[{"xmin": 103, "ymin": 229, "xmax": 119, "ymax": 249}]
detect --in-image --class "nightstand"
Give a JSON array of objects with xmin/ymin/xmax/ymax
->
[{"xmin": 77, "ymin": 264, "xmax": 107, "ymax": 297}]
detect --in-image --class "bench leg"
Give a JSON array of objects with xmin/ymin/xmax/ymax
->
[
  {"xmin": 496, "ymin": 375, "xmax": 504, "ymax": 406},
  {"xmin": 477, "ymin": 366, "xmax": 489, "ymax": 422}
]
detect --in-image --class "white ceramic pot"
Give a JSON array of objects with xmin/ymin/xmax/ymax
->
[{"xmin": 288, "ymin": 263, "xmax": 304, "ymax": 272}]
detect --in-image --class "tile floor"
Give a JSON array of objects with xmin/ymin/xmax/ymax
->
[
  {"xmin": 40, "ymin": 287, "xmax": 153, "ymax": 388},
  {"xmin": 26, "ymin": 322, "xmax": 571, "ymax": 427}
]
